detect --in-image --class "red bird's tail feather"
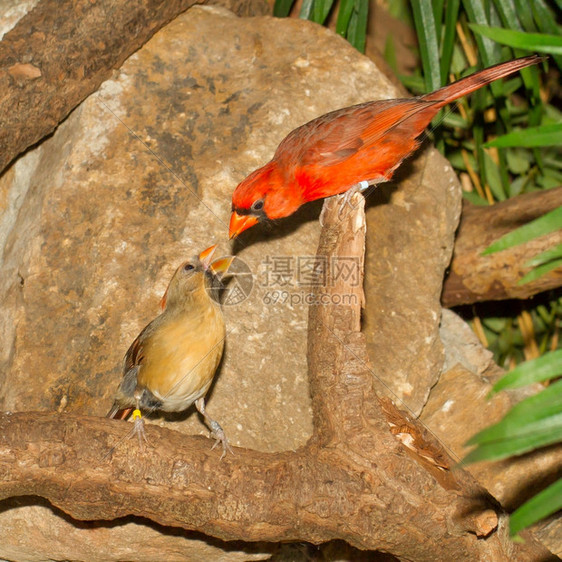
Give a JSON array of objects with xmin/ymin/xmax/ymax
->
[{"xmin": 422, "ymin": 54, "xmax": 545, "ymax": 107}]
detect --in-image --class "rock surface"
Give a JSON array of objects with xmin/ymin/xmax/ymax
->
[
  {"xmin": 0, "ymin": 4, "xmax": 393, "ymax": 559},
  {"xmin": 363, "ymin": 146, "xmax": 461, "ymax": 415}
]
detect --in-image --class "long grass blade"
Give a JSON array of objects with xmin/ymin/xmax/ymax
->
[
  {"xmin": 530, "ymin": 0, "xmax": 562, "ymax": 69},
  {"xmin": 336, "ymin": 0, "xmax": 355, "ymax": 36},
  {"xmin": 519, "ymin": 256, "xmax": 562, "ymax": 284},
  {"xmin": 410, "ymin": 0, "xmax": 442, "ymax": 91},
  {"xmin": 312, "ymin": 0, "xmax": 335, "ymax": 24},
  {"xmin": 274, "ymin": 0, "xmax": 296, "ymax": 17},
  {"xmin": 469, "ymin": 23, "xmax": 562, "ymax": 54},
  {"xmin": 510, "ymin": 478, "xmax": 562, "ymax": 536},
  {"xmin": 485, "ymin": 124, "xmax": 562, "ymax": 148},
  {"xmin": 441, "ymin": 0, "xmax": 461, "ymax": 83},
  {"xmin": 491, "ymin": 349, "xmax": 562, "ymax": 392},
  {"xmin": 483, "ymin": 206, "xmax": 562, "ymax": 254},
  {"xmin": 347, "ymin": 0, "xmax": 368, "ymax": 52}
]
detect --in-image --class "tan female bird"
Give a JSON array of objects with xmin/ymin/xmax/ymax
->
[{"xmin": 107, "ymin": 245, "xmax": 233, "ymax": 458}]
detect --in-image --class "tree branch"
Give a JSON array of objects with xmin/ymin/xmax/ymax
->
[
  {"xmin": 0, "ymin": 194, "xmax": 552, "ymax": 560},
  {"xmin": 0, "ymin": 0, "xmax": 267, "ymax": 176},
  {"xmin": 443, "ymin": 186, "xmax": 562, "ymax": 307}
]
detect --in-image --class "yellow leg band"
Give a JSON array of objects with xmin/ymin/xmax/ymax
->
[{"xmin": 132, "ymin": 408, "xmax": 142, "ymax": 420}]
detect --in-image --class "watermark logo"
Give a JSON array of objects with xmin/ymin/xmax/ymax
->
[
  {"xmin": 209, "ymin": 255, "xmax": 254, "ymax": 306},
  {"xmin": 259, "ymin": 255, "xmax": 361, "ymax": 289},
  {"xmin": 208, "ymin": 255, "xmax": 360, "ymax": 307},
  {"xmin": 259, "ymin": 255, "xmax": 361, "ymax": 307}
]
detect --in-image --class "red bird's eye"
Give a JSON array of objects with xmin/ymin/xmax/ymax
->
[{"xmin": 251, "ymin": 199, "xmax": 264, "ymax": 212}]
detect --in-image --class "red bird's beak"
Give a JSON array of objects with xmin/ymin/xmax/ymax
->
[
  {"xmin": 199, "ymin": 244, "xmax": 218, "ymax": 270},
  {"xmin": 229, "ymin": 211, "xmax": 258, "ymax": 239}
]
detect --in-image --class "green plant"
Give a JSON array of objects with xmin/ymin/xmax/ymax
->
[
  {"xmin": 401, "ymin": 0, "xmax": 561, "ymax": 370},
  {"xmin": 273, "ymin": 0, "xmax": 369, "ymax": 52},
  {"xmin": 407, "ymin": 3, "xmax": 561, "ymax": 534},
  {"xmin": 463, "ymin": 350, "xmax": 562, "ymax": 537},
  {"xmin": 273, "ymin": 0, "xmax": 562, "ymax": 539}
]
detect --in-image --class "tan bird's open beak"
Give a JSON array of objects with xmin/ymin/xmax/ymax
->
[
  {"xmin": 229, "ymin": 212, "xmax": 258, "ymax": 239},
  {"xmin": 210, "ymin": 256, "xmax": 234, "ymax": 277},
  {"xmin": 199, "ymin": 245, "xmax": 234, "ymax": 277},
  {"xmin": 199, "ymin": 244, "xmax": 218, "ymax": 270}
]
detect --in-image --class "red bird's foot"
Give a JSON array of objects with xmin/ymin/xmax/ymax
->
[
  {"xmin": 209, "ymin": 420, "xmax": 234, "ymax": 461},
  {"xmin": 338, "ymin": 181, "xmax": 370, "ymax": 219},
  {"xmin": 319, "ymin": 182, "xmax": 367, "ymax": 227}
]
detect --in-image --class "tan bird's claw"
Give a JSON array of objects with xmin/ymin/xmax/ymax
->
[{"xmin": 209, "ymin": 421, "xmax": 234, "ymax": 461}]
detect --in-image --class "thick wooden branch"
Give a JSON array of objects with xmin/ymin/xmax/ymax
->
[
  {"xmin": 0, "ymin": 0, "xmax": 267, "ymax": 176},
  {"xmin": 0, "ymin": 194, "xmax": 552, "ymax": 560},
  {"xmin": 442, "ymin": 186, "xmax": 562, "ymax": 307}
]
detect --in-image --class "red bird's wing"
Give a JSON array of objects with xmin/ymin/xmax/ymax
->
[
  {"xmin": 283, "ymin": 99, "xmax": 438, "ymax": 168},
  {"xmin": 359, "ymin": 99, "xmax": 439, "ymax": 148}
]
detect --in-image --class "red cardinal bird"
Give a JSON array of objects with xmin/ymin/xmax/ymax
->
[{"xmin": 229, "ymin": 55, "xmax": 544, "ymax": 238}]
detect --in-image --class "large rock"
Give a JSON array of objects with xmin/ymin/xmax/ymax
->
[{"xmin": 0, "ymin": 4, "xmax": 396, "ymax": 559}]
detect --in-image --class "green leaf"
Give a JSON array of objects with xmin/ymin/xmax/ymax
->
[
  {"xmin": 530, "ymin": 0, "xmax": 562, "ymax": 70},
  {"xmin": 299, "ymin": 0, "xmax": 314, "ymax": 20},
  {"xmin": 482, "ymin": 150, "xmax": 506, "ymax": 200},
  {"xmin": 383, "ymin": 36, "xmax": 398, "ymax": 74},
  {"xmin": 410, "ymin": 0, "xmax": 442, "ymax": 92},
  {"xmin": 312, "ymin": 0, "xmax": 334, "ymax": 24},
  {"xmin": 484, "ymin": 123, "xmax": 562, "ymax": 147},
  {"xmin": 462, "ymin": 190, "xmax": 490, "ymax": 206},
  {"xmin": 469, "ymin": 23, "xmax": 562, "ymax": 54},
  {"xmin": 510, "ymin": 478, "xmax": 562, "ymax": 536},
  {"xmin": 464, "ymin": 380, "xmax": 562, "ymax": 462},
  {"xmin": 508, "ymin": 175, "xmax": 527, "ymax": 197},
  {"xmin": 483, "ymin": 206, "xmax": 562, "ymax": 254},
  {"xmin": 398, "ymin": 73, "xmax": 426, "ymax": 94},
  {"xmin": 441, "ymin": 0, "xmax": 460, "ymax": 83},
  {"xmin": 336, "ymin": 0, "xmax": 355, "ymax": 36},
  {"xmin": 492, "ymin": 349, "xmax": 562, "ymax": 392},
  {"xmin": 505, "ymin": 148, "xmax": 531, "ymax": 176},
  {"xmin": 483, "ymin": 316, "xmax": 508, "ymax": 333},
  {"xmin": 463, "ymin": 421, "xmax": 562, "ymax": 463},
  {"xmin": 525, "ymin": 243, "xmax": 562, "ymax": 267},
  {"xmin": 518, "ymin": 255, "xmax": 562, "ymax": 284},
  {"xmin": 442, "ymin": 111, "xmax": 468, "ymax": 129},
  {"xmin": 514, "ymin": 0, "xmax": 537, "ymax": 30},
  {"xmin": 347, "ymin": 0, "xmax": 368, "ymax": 52},
  {"xmin": 463, "ymin": 1, "xmax": 503, "ymax": 67},
  {"xmin": 273, "ymin": 0, "xmax": 296, "ymax": 17},
  {"xmin": 492, "ymin": 0, "xmax": 524, "ymax": 32}
]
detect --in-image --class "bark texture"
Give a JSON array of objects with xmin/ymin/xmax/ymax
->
[
  {"xmin": 443, "ymin": 186, "xmax": 562, "ymax": 307},
  {"xmin": 0, "ymin": 0, "xmax": 268, "ymax": 175},
  {"xmin": 0, "ymin": 196, "xmax": 554, "ymax": 560}
]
